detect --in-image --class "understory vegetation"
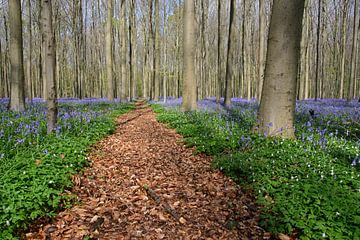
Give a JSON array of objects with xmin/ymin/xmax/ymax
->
[
  {"xmin": 152, "ymin": 98, "xmax": 360, "ymax": 240},
  {"xmin": 0, "ymin": 99, "xmax": 134, "ymax": 239}
]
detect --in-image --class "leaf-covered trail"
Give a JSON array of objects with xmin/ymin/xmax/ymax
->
[{"xmin": 27, "ymin": 102, "xmax": 263, "ymax": 239}]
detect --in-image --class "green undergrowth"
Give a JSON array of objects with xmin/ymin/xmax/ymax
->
[
  {"xmin": 0, "ymin": 102, "xmax": 134, "ymax": 239},
  {"xmin": 152, "ymin": 104, "xmax": 360, "ymax": 240}
]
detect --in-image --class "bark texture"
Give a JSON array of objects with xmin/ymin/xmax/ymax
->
[
  {"xmin": 42, "ymin": 0, "xmax": 58, "ymax": 133},
  {"xmin": 9, "ymin": 0, "xmax": 26, "ymax": 112},
  {"xmin": 181, "ymin": 0, "xmax": 197, "ymax": 111},
  {"xmin": 257, "ymin": 0, "xmax": 305, "ymax": 138}
]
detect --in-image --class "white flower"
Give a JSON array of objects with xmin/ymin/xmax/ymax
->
[
  {"xmin": 6, "ymin": 220, "xmax": 10, "ymax": 226},
  {"xmin": 322, "ymin": 233, "xmax": 326, "ymax": 238},
  {"xmin": 336, "ymin": 212, "xmax": 340, "ymax": 216},
  {"xmin": 49, "ymin": 180, "xmax": 54, "ymax": 184}
]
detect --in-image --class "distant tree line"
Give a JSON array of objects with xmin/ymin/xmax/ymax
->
[{"xmin": 0, "ymin": 0, "xmax": 359, "ymax": 102}]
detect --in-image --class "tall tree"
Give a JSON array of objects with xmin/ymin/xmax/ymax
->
[
  {"xmin": 339, "ymin": 1, "xmax": 349, "ymax": 99},
  {"xmin": 27, "ymin": 0, "xmax": 33, "ymax": 102},
  {"xmin": 120, "ymin": 0, "xmax": 127, "ymax": 101},
  {"xmin": 106, "ymin": 0, "xmax": 114, "ymax": 101},
  {"xmin": 258, "ymin": 0, "xmax": 266, "ymax": 100},
  {"xmin": 314, "ymin": 0, "xmax": 321, "ymax": 100},
  {"xmin": 129, "ymin": 0, "xmax": 134, "ymax": 100},
  {"xmin": 182, "ymin": 0, "xmax": 197, "ymax": 111},
  {"xmin": 257, "ymin": 0, "xmax": 305, "ymax": 138},
  {"xmin": 348, "ymin": 0, "xmax": 359, "ymax": 100},
  {"xmin": 9, "ymin": 0, "xmax": 25, "ymax": 111},
  {"xmin": 224, "ymin": 0, "xmax": 235, "ymax": 108},
  {"xmin": 42, "ymin": 0, "xmax": 57, "ymax": 133},
  {"xmin": 154, "ymin": 0, "xmax": 160, "ymax": 101},
  {"xmin": 216, "ymin": 0, "xmax": 221, "ymax": 104}
]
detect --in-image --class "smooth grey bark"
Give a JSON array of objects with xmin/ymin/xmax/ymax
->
[
  {"xmin": 27, "ymin": 0, "xmax": 33, "ymax": 102},
  {"xmin": 258, "ymin": 0, "xmax": 266, "ymax": 101},
  {"xmin": 216, "ymin": 0, "xmax": 221, "ymax": 104},
  {"xmin": 106, "ymin": 0, "xmax": 114, "ymax": 101},
  {"xmin": 181, "ymin": 0, "xmax": 197, "ymax": 111},
  {"xmin": 120, "ymin": 0, "xmax": 127, "ymax": 101},
  {"xmin": 348, "ymin": 0, "xmax": 359, "ymax": 100},
  {"xmin": 224, "ymin": 0, "xmax": 235, "ymax": 108},
  {"xmin": 42, "ymin": 0, "xmax": 57, "ymax": 133},
  {"xmin": 154, "ymin": 0, "xmax": 160, "ymax": 101},
  {"xmin": 9, "ymin": 0, "xmax": 25, "ymax": 112},
  {"xmin": 257, "ymin": 0, "xmax": 305, "ymax": 139}
]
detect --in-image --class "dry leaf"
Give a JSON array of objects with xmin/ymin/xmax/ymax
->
[
  {"xmin": 179, "ymin": 217, "xmax": 186, "ymax": 224},
  {"xmin": 278, "ymin": 233, "xmax": 291, "ymax": 240}
]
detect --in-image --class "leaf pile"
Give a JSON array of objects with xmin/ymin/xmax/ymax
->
[{"xmin": 26, "ymin": 103, "xmax": 263, "ymax": 239}]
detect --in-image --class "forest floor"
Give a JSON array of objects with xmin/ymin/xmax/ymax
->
[{"xmin": 26, "ymin": 101, "xmax": 263, "ymax": 239}]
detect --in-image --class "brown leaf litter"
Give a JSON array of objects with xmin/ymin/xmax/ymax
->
[{"xmin": 24, "ymin": 101, "xmax": 264, "ymax": 240}]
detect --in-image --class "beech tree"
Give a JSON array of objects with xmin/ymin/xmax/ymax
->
[
  {"xmin": 106, "ymin": 0, "xmax": 114, "ymax": 101},
  {"xmin": 42, "ymin": 0, "xmax": 57, "ymax": 133},
  {"xmin": 181, "ymin": 0, "xmax": 197, "ymax": 111},
  {"xmin": 8, "ymin": 0, "xmax": 25, "ymax": 112},
  {"xmin": 224, "ymin": 0, "xmax": 235, "ymax": 108},
  {"xmin": 257, "ymin": 0, "xmax": 305, "ymax": 138}
]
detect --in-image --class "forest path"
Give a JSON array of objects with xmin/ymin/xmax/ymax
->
[{"xmin": 28, "ymin": 101, "xmax": 263, "ymax": 239}]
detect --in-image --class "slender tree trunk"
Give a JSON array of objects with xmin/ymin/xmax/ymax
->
[
  {"xmin": 120, "ymin": 0, "xmax": 127, "ymax": 101},
  {"xmin": 224, "ymin": 0, "xmax": 235, "ymax": 108},
  {"xmin": 339, "ymin": 1, "xmax": 349, "ymax": 99},
  {"xmin": 163, "ymin": 2, "xmax": 167, "ymax": 103},
  {"xmin": 131, "ymin": 0, "xmax": 137, "ymax": 99},
  {"xmin": 257, "ymin": 0, "xmax": 305, "ymax": 139},
  {"xmin": 182, "ymin": 0, "xmax": 197, "ymax": 111},
  {"xmin": 27, "ymin": 0, "xmax": 33, "ymax": 102},
  {"xmin": 216, "ymin": 0, "xmax": 221, "ymax": 104},
  {"xmin": 258, "ymin": 0, "xmax": 266, "ymax": 101},
  {"xmin": 0, "ymin": 35, "xmax": 3, "ymax": 97},
  {"xmin": 106, "ymin": 0, "xmax": 114, "ymax": 101},
  {"xmin": 128, "ymin": 0, "xmax": 134, "ymax": 101},
  {"xmin": 314, "ymin": 0, "xmax": 322, "ymax": 100},
  {"xmin": 154, "ymin": 0, "xmax": 160, "ymax": 101},
  {"xmin": 42, "ymin": 0, "xmax": 57, "ymax": 133},
  {"xmin": 348, "ymin": 0, "xmax": 359, "ymax": 100},
  {"xmin": 9, "ymin": 0, "xmax": 25, "ymax": 111}
]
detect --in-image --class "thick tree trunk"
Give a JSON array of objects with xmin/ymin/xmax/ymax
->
[
  {"xmin": 182, "ymin": 0, "xmax": 197, "ymax": 111},
  {"xmin": 106, "ymin": 0, "xmax": 114, "ymax": 101},
  {"xmin": 257, "ymin": 0, "xmax": 305, "ymax": 139},
  {"xmin": 42, "ymin": 0, "xmax": 58, "ymax": 133},
  {"xmin": 9, "ymin": 0, "xmax": 25, "ymax": 111}
]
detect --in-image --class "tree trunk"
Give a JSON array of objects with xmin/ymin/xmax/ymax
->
[
  {"xmin": 106, "ymin": 0, "xmax": 114, "ymax": 101},
  {"xmin": 224, "ymin": 0, "xmax": 235, "ymax": 108},
  {"xmin": 257, "ymin": 0, "xmax": 305, "ymax": 139},
  {"xmin": 154, "ymin": 0, "xmax": 160, "ymax": 101},
  {"xmin": 182, "ymin": 0, "xmax": 197, "ymax": 111},
  {"xmin": 129, "ymin": 0, "xmax": 134, "ymax": 101},
  {"xmin": 348, "ymin": 0, "xmax": 359, "ymax": 100},
  {"xmin": 258, "ymin": 0, "xmax": 266, "ymax": 101},
  {"xmin": 216, "ymin": 0, "xmax": 221, "ymax": 104},
  {"xmin": 27, "ymin": 0, "xmax": 33, "ymax": 102},
  {"xmin": 120, "ymin": 0, "xmax": 127, "ymax": 101},
  {"xmin": 9, "ymin": 0, "xmax": 26, "ymax": 111},
  {"xmin": 42, "ymin": 0, "xmax": 57, "ymax": 133}
]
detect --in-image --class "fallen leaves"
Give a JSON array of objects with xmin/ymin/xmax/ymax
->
[{"xmin": 25, "ymin": 102, "xmax": 264, "ymax": 239}]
